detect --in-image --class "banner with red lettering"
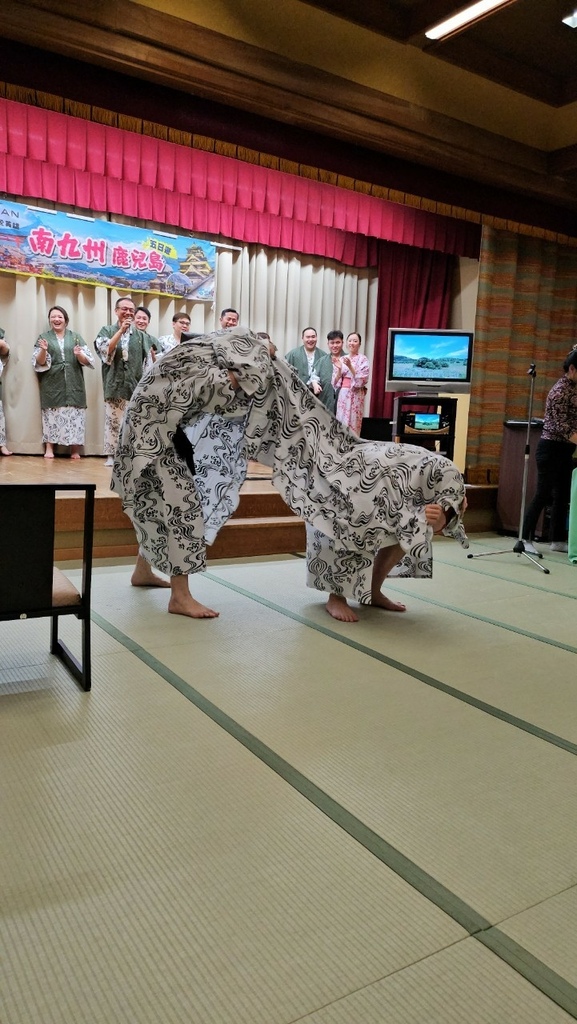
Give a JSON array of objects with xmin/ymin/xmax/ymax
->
[{"xmin": 0, "ymin": 200, "xmax": 215, "ymax": 298}]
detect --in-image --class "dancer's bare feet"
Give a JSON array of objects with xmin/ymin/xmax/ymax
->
[
  {"xmin": 0, "ymin": 445, "xmax": 12, "ymax": 456},
  {"xmin": 367, "ymin": 544, "xmax": 407, "ymax": 612},
  {"xmin": 168, "ymin": 594, "xmax": 219, "ymax": 619},
  {"xmin": 168, "ymin": 573, "xmax": 219, "ymax": 618},
  {"xmin": 326, "ymin": 593, "xmax": 359, "ymax": 622},
  {"xmin": 131, "ymin": 553, "xmax": 171, "ymax": 588},
  {"xmin": 70, "ymin": 446, "xmax": 81, "ymax": 460},
  {"xmin": 370, "ymin": 592, "xmax": 406, "ymax": 612},
  {"xmin": 44, "ymin": 444, "xmax": 54, "ymax": 459}
]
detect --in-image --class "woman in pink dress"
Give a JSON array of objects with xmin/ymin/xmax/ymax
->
[{"xmin": 332, "ymin": 331, "xmax": 370, "ymax": 434}]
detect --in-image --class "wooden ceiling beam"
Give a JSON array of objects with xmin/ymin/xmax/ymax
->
[
  {"xmin": 425, "ymin": 34, "xmax": 564, "ymax": 106},
  {"xmin": 290, "ymin": 0, "xmax": 410, "ymax": 40},
  {"xmin": 549, "ymin": 143, "xmax": 577, "ymax": 176},
  {"xmin": 0, "ymin": 0, "xmax": 576, "ymax": 210}
]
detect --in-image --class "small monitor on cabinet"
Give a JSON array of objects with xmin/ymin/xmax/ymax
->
[{"xmin": 385, "ymin": 328, "xmax": 474, "ymax": 394}]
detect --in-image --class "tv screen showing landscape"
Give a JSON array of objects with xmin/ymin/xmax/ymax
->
[
  {"xmin": 414, "ymin": 413, "xmax": 441, "ymax": 431},
  {"xmin": 388, "ymin": 330, "xmax": 473, "ymax": 386}
]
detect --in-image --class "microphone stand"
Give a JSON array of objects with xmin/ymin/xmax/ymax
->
[{"xmin": 467, "ymin": 363, "xmax": 550, "ymax": 574}]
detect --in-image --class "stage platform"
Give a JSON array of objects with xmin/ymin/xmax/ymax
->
[
  {"xmin": 0, "ymin": 456, "xmax": 305, "ymax": 561},
  {"xmin": 0, "ymin": 455, "xmax": 498, "ymax": 561}
]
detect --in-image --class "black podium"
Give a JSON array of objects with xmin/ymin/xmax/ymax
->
[
  {"xmin": 360, "ymin": 417, "xmax": 392, "ymax": 442},
  {"xmin": 497, "ymin": 419, "xmax": 544, "ymax": 534}
]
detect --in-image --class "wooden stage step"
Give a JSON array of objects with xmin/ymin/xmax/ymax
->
[
  {"xmin": 0, "ymin": 455, "xmax": 306, "ymax": 560},
  {"xmin": 0, "ymin": 455, "xmax": 497, "ymax": 562}
]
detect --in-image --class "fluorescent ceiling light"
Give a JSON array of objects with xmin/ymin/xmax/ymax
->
[
  {"xmin": 425, "ymin": 0, "xmax": 514, "ymax": 40},
  {"xmin": 562, "ymin": 10, "xmax": 577, "ymax": 28}
]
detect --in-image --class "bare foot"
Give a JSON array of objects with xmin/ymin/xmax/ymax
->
[
  {"xmin": 0, "ymin": 446, "xmax": 12, "ymax": 456},
  {"xmin": 326, "ymin": 593, "xmax": 359, "ymax": 622},
  {"xmin": 44, "ymin": 451, "xmax": 55, "ymax": 459},
  {"xmin": 131, "ymin": 565, "xmax": 171, "ymax": 588},
  {"xmin": 133, "ymin": 573, "xmax": 171, "ymax": 589},
  {"xmin": 168, "ymin": 594, "xmax": 219, "ymax": 618},
  {"xmin": 371, "ymin": 593, "xmax": 407, "ymax": 612},
  {"xmin": 70, "ymin": 452, "xmax": 81, "ymax": 460}
]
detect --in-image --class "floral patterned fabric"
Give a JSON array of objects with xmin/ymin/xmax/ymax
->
[
  {"xmin": 333, "ymin": 353, "xmax": 370, "ymax": 434},
  {"xmin": 541, "ymin": 375, "xmax": 577, "ymax": 443},
  {"xmin": 41, "ymin": 407, "xmax": 86, "ymax": 445}
]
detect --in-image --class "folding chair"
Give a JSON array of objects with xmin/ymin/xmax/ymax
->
[{"xmin": 0, "ymin": 483, "xmax": 95, "ymax": 691}]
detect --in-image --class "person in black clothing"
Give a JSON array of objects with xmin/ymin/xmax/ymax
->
[{"xmin": 522, "ymin": 347, "xmax": 577, "ymax": 553}]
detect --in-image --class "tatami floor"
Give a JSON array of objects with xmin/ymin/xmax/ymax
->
[{"xmin": 2, "ymin": 534, "xmax": 577, "ymax": 1023}]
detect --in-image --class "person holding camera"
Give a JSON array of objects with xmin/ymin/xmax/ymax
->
[{"xmin": 95, "ymin": 295, "xmax": 156, "ymax": 466}]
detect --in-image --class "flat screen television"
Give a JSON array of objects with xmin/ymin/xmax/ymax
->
[{"xmin": 385, "ymin": 328, "xmax": 474, "ymax": 394}]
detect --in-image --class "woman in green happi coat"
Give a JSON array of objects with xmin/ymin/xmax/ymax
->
[{"xmin": 32, "ymin": 305, "xmax": 94, "ymax": 459}]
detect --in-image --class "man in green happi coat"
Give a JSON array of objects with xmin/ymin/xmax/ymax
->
[
  {"xmin": 95, "ymin": 295, "xmax": 156, "ymax": 465},
  {"xmin": 285, "ymin": 326, "xmax": 335, "ymax": 413}
]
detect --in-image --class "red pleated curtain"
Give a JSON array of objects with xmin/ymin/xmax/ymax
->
[{"xmin": 0, "ymin": 98, "xmax": 479, "ymax": 270}]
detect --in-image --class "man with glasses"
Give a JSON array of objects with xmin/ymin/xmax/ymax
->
[
  {"xmin": 154, "ymin": 312, "xmax": 192, "ymax": 357},
  {"xmin": 95, "ymin": 295, "xmax": 156, "ymax": 466}
]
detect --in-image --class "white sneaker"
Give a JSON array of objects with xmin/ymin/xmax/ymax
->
[
  {"xmin": 550, "ymin": 542, "xmax": 568, "ymax": 552},
  {"xmin": 105, "ymin": 456, "xmax": 114, "ymax": 467},
  {"xmin": 523, "ymin": 541, "xmax": 540, "ymax": 555}
]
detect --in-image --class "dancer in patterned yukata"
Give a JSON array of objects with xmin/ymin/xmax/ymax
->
[{"xmin": 113, "ymin": 327, "xmax": 468, "ymax": 620}]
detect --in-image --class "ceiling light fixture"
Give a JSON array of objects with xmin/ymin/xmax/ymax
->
[
  {"xmin": 562, "ymin": 9, "xmax": 577, "ymax": 28},
  {"xmin": 425, "ymin": 0, "xmax": 516, "ymax": 41}
]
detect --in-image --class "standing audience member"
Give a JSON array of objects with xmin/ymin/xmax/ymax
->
[
  {"xmin": 32, "ymin": 305, "xmax": 94, "ymax": 459},
  {"xmin": 332, "ymin": 331, "xmax": 370, "ymax": 434},
  {"xmin": 134, "ymin": 306, "xmax": 152, "ymax": 331},
  {"xmin": 327, "ymin": 330, "xmax": 344, "ymax": 359},
  {"xmin": 96, "ymin": 295, "xmax": 155, "ymax": 466},
  {"xmin": 522, "ymin": 346, "xmax": 577, "ymax": 553},
  {"xmin": 327, "ymin": 330, "xmax": 344, "ymax": 407},
  {"xmin": 156, "ymin": 312, "xmax": 191, "ymax": 357},
  {"xmin": 285, "ymin": 327, "xmax": 335, "ymax": 412},
  {"xmin": 134, "ymin": 306, "xmax": 159, "ymax": 349},
  {"xmin": 220, "ymin": 308, "xmax": 239, "ymax": 329},
  {"xmin": 0, "ymin": 328, "xmax": 11, "ymax": 456}
]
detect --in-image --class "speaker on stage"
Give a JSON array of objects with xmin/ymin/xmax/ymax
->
[{"xmin": 360, "ymin": 417, "xmax": 392, "ymax": 441}]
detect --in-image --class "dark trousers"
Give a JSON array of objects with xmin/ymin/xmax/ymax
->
[{"xmin": 522, "ymin": 439, "xmax": 575, "ymax": 542}]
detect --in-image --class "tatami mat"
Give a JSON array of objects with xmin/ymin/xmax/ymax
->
[
  {"xmin": 2, "ymin": 541, "xmax": 577, "ymax": 1023},
  {"xmin": 301, "ymin": 940, "xmax": 574, "ymax": 1023}
]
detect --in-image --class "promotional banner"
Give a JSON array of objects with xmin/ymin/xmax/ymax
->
[{"xmin": 0, "ymin": 200, "xmax": 215, "ymax": 299}]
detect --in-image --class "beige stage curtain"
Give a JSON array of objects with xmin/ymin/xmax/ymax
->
[
  {"xmin": 229, "ymin": 243, "xmax": 378, "ymax": 366},
  {"xmin": 0, "ymin": 228, "xmax": 377, "ymax": 455},
  {"xmin": 466, "ymin": 226, "xmax": 577, "ymax": 481}
]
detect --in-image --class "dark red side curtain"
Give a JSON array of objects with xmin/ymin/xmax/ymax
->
[{"xmin": 369, "ymin": 242, "xmax": 455, "ymax": 419}]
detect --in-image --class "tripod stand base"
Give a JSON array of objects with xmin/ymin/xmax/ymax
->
[
  {"xmin": 467, "ymin": 540, "xmax": 550, "ymax": 574},
  {"xmin": 512, "ymin": 539, "xmax": 541, "ymax": 557}
]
